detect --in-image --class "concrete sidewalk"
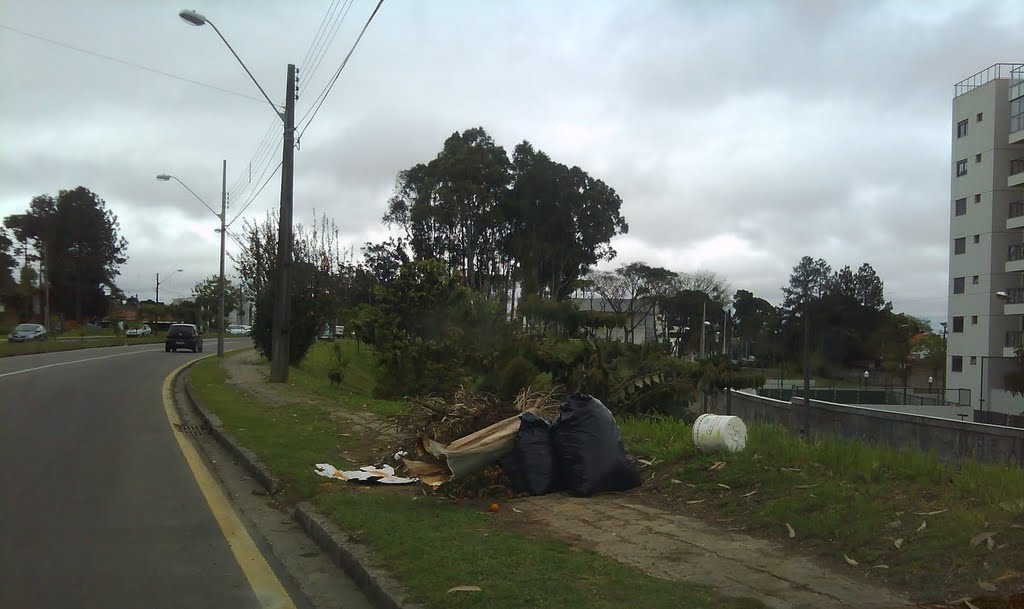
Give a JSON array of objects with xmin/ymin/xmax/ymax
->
[{"xmin": 513, "ymin": 495, "xmax": 913, "ymax": 609}]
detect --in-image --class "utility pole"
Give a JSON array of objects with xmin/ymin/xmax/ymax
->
[
  {"xmin": 269, "ymin": 64, "xmax": 297, "ymax": 383},
  {"xmin": 802, "ymin": 306, "xmax": 811, "ymax": 434},
  {"xmin": 42, "ymin": 241, "xmax": 49, "ymax": 332},
  {"xmin": 218, "ymin": 159, "xmax": 227, "ymax": 357},
  {"xmin": 155, "ymin": 272, "xmax": 160, "ymax": 304}
]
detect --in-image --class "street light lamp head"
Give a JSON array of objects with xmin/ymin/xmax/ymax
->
[
  {"xmin": 179, "ymin": 9, "xmax": 208, "ymax": 26},
  {"xmin": 156, "ymin": 174, "xmax": 171, "ymax": 181},
  {"xmin": 995, "ymin": 290, "xmax": 1008, "ymax": 300}
]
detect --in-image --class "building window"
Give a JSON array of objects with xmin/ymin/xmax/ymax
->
[
  {"xmin": 957, "ymin": 120, "xmax": 968, "ymax": 137},
  {"xmin": 977, "ymin": 112, "xmax": 983, "ymax": 122},
  {"xmin": 953, "ymin": 277, "xmax": 965, "ymax": 293},
  {"xmin": 952, "ymin": 356, "xmax": 963, "ymax": 372},
  {"xmin": 970, "ymin": 356, "xmax": 978, "ymax": 365},
  {"xmin": 953, "ymin": 317, "xmax": 964, "ymax": 333},
  {"xmin": 975, "ymin": 194, "xmax": 982, "ymax": 203},
  {"xmin": 1012, "ymin": 97, "xmax": 1024, "ymax": 133},
  {"xmin": 954, "ymin": 237, "xmax": 966, "ymax": 254},
  {"xmin": 973, "ymin": 234, "xmax": 980, "ymax": 244},
  {"xmin": 956, "ymin": 159, "xmax": 968, "ymax": 176},
  {"xmin": 955, "ymin": 198, "xmax": 967, "ymax": 216},
  {"xmin": 972, "ymin": 274, "xmax": 979, "ymax": 284},
  {"xmin": 972, "ymin": 315, "xmax": 978, "ymax": 324},
  {"xmin": 976, "ymin": 153, "xmax": 982, "ymax": 163}
]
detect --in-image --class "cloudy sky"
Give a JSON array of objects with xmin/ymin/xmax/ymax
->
[{"xmin": 2, "ymin": 1, "xmax": 1022, "ymax": 321}]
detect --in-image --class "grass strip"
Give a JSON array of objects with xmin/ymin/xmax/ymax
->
[
  {"xmin": 0, "ymin": 336, "xmax": 164, "ymax": 357},
  {"xmin": 189, "ymin": 356, "xmax": 764, "ymax": 609},
  {"xmin": 619, "ymin": 416, "xmax": 1024, "ymax": 598}
]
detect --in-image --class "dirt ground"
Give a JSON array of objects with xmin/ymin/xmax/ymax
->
[{"xmin": 220, "ymin": 351, "xmax": 916, "ymax": 609}]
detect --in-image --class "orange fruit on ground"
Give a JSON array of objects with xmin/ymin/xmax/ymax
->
[{"xmin": 489, "ymin": 503, "xmax": 500, "ymax": 513}]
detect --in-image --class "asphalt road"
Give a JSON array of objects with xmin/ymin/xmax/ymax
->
[{"xmin": 0, "ymin": 339, "xmax": 281, "ymax": 609}]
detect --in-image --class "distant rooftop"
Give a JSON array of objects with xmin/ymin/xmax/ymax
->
[{"xmin": 954, "ymin": 63, "xmax": 1024, "ymax": 97}]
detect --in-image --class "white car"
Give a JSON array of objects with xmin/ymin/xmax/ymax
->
[
  {"xmin": 226, "ymin": 324, "xmax": 251, "ymax": 336},
  {"xmin": 125, "ymin": 324, "xmax": 152, "ymax": 337}
]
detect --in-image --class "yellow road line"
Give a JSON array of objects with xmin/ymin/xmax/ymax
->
[{"xmin": 162, "ymin": 357, "xmax": 297, "ymax": 609}]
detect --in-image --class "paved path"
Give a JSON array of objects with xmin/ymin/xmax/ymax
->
[{"xmin": 514, "ymin": 496, "xmax": 914, "ymax": 609}]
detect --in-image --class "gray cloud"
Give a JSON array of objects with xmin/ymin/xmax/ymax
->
[{"xmin": 1, "ymin": 0, "xmax": 1021, "ymax": 325}]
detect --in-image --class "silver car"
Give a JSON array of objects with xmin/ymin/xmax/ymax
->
[
  {"xmin": 8, "ymin": 323, "xmax": 47, "ymax": 343},
  {"xmin": 125, "ymin": 324, "xmax": 152, "ymax": 337}
]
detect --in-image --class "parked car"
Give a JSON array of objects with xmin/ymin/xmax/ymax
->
[
  {"xmin": 226, "ymin": 324, "xmax": 250, "ymax": 336},
  {"xmin": 165, "ymin": 323, "xmax": 203, "ymax": 353},
  {"xmin": 126, "ymin": 324, "xmax": 152, "ymax": 337},
  {"xmin": 8, "ymin": 323, "xmax": 47, "ymax": 343}
]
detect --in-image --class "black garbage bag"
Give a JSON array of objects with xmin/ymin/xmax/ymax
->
[
  {"xmin": 502, "ymin": 412, "xmax": 560, "ymax": 496},
  {"xmin": 552, "ymin": 393, "xmax": 641, "ymax": 497}
]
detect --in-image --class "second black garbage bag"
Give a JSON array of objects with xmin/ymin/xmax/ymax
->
[
  {"xmin": 504, "ymin": 412, "xmax": 560, "ymax": 496},
  {"xmin": 552, "ymin": 393, "xmax": 642, "ymax": 497}
]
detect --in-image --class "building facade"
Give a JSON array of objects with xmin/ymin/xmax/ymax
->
[{"xmin": 946, "ymin": 64, "xmax": 1024, "ymax": 415}]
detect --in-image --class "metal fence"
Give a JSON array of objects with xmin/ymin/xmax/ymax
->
[
  {"xmin": 759, "ymin": 386, "xmax": 967, "ymax": 407},
  {"xmin": 974, "ymin": 410, "xmax": 1024, "ymax": 428}
]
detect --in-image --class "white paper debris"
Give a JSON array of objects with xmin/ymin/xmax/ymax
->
[{"xmin": 314, "ymin": 463, "xmax": 418, "ymax": 484}]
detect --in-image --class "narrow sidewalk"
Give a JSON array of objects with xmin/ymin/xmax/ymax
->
[{"xmin": 513, "ymin": 495, "xmax": 913, "ymax": 609}]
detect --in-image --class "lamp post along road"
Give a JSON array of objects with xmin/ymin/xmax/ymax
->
[
  {"xmin": 217, "ymin": 159, "xmax": 227, "ymax": 357},
  {"xmin": 177, "ymin": 9, "xmax": 296, "ymax": 381},
  {"xmin": 156, "ymin": 161, "xmax": 227, "ymax": 357}
]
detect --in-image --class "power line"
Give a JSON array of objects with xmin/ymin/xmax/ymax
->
[
  {"xmin": 0, "ymin": 23, "xmax": 264, "ymax": 104},
  {"xmin": 229, "ymin": 118, "xmax": 280, "ymax": 196},
  {"xmin": 229, "ymin": 161, "xmax": 283, "ymax": 226},
  {"xmin": 298, "ymin": 0, "xmax": 341, "ymax": 72},
  {"xmin": 232, "ymin": 140, "xmax": 283, "ymax": 212},
  {"xmin": 231, "ymin": 131, "xmax": 283, "ymax": 203},
  {"xmin": 300, "ymin": 0, "xmax": 355, "ymax": 96},
  {"xmin": 298, "ymin": 0, "xmax": 385, "ymax": 140}
]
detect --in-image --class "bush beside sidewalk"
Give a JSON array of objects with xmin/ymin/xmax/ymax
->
[{"xmin": 187, "ymin": 352, "xmax": 766, "ymax": 609}]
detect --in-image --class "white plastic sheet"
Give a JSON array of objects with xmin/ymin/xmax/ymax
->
[{"xmin": 314, "ymin": 463, "xmax": 418, "ymax": 484}]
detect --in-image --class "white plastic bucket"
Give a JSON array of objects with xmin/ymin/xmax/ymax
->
[{"xmin": 692, "ymin": 414, "xmax": 748, "ymax": 453}]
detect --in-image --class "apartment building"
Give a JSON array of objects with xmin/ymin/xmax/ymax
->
[{"xmin": 946, "ymin": 63, "xmax": 1024, "ymax": 415}]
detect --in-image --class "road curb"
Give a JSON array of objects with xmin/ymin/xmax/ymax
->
[
  {"xmin": 293, "ymin": 503, "xmax": 421, "ymax": 609},
  {"xmin": 175, "ymin": 359, "xmax": 418, "ymax": 609},
  {"xmin": 183, "ymin": 375, "xmax": 283, "ymax": 496}
]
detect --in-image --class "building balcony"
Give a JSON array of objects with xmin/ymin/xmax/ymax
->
[
  {"xmin": 1005, "ymin": 287, "xmax": 1024, "ymax": 316},
  {"xmin": 1010, "ymin": 201, "xmax": 1024, "ymax": 230},
  {"xmin": 1011, "ymin": 160, "xmax": 1024, "ymax": 189},
  {"xmin": 1006, "ymin": 331, "xmax": 1024, "ymax": 358},
  {"xmin": 1008, "ymin": 243, "xmax": 1024, "ymax": 272}
]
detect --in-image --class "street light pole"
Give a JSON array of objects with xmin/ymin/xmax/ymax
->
[
  {"xmin": 156, "ymin": 167, "xmax": 227, "ymax": 357},
  {"xmin": 177, "ymin": 9, "xmax": 295, "ymax": 381},
  {"xmin": 217, "ymin": 159, "xmax": 227, "ymax": 357}
]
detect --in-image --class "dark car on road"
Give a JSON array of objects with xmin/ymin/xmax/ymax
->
[
  {"xmin": 8, "ymin": 323, "xmax": 47, "ymax": 343},
  {"xmin": 165, "ymin": 323, "xmax": 203, "ymax": 353}
]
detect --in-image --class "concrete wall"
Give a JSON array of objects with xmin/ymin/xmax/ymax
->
[{"xmin": 710, "ymin": 390, "xmax": 1024, "ymax": 467}]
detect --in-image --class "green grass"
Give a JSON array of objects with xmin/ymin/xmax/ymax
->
[
  {"xmin": 288, "ymin": 339, "xmax": 407, "ymax": 417},
  {"xmin": 0, "ymin": 335, "xmax": 165, "ymax": 357},
  {"xmin": 619, "ymin": 418, "xmax": 1024, "ymax": 598},
  {"xmin": 190, "ymin": 355, "xmax": 764, "ymax": 609}
]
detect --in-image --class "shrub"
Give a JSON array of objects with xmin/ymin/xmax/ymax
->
[{"xmin": 498, "ymin": 355, "xmax": 538, "ymax": 400}]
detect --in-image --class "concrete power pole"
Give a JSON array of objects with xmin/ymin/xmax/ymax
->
[
  {"xmin": 218, "ymin": 159, "xmax": 227, "ymax": 357},
  {"xmin": 269, "ymin": 64, "xmax": 297, "ymax": 383}
]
